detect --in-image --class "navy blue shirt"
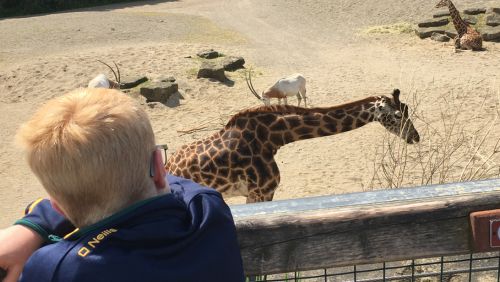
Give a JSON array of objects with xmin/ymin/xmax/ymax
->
[{"xmin": 16, "ymin": 175, "xmax": 245, "ymax": 282}]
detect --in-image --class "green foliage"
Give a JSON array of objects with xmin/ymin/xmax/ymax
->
[{"xmin": 0, "ymin": 0, "xmax": 141, "ymax": 18}]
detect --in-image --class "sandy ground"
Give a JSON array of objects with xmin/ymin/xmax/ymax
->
[{"xmin": 1, "ymin": 0, "xmax": 500, "ymax": 227}]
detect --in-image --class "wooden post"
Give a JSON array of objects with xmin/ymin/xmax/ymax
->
[{"xmin": 230, "ymin": 179, "xmax": 500, "ymax": 276}]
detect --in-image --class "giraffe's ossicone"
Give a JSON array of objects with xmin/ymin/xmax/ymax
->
[{"xmin": 165, "ymin": 89, "xmax": 420, "ymax": 203}]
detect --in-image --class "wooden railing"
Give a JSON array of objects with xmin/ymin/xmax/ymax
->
[{"xmin": 230, "ymin": 179, "xmax": 500, "ymax": 276}]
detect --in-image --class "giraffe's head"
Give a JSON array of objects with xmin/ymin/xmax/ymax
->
[
  {"xmin": 374, "ymin": 89, "xmax": 420, "ymax": 144},
  {"xmin": 435, "ymin": 0, "xmax": 449, "ymax": 9}
]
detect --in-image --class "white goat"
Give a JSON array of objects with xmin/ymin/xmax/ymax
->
[
  {"xmin": 87, "ymin": 60, "xmax": 121, "ymax": 89},
  {"xmin": 246, "ymin": 72, "xmax": 307, "ymax": 107}
]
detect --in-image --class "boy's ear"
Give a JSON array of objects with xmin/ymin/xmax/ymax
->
[
  {"xmin": 152, "ymin": 149, "xmax": 167, "ymax": 191},
  {"xmin": 50, "ymin": 199, "xmax": 66, "ymax": 217}
]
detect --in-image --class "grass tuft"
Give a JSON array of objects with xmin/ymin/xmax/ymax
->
[{"xmin": 361, "ymin": 22, "xmax": 416, "ymax": 35}]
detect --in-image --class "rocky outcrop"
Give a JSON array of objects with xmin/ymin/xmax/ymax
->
[
  {"xmin": 486, "ymin": 13, "xmax": 500, "ymax": 26},
  {"xmin": 480, "ymin": 26, "xmax": 500, "ymax": 41},
  {"xmin": 197, "ymin": 49, "xmax": 220, "ymax": 59},
  {"xmin": 463, "ymin": 8, "xmax": 486, "ymax": 15},
  {"xmin": 416, "ymin": 27, "xmax": 446, "ymax": 39},
  {"xmin": 431, "ymin": 32, "xmax": 450, "ymax": 42},
  {"xmin": 222, "ymin": 56, "xmax": 245, "ymax": 71},
  {"xmin": 415, "ymin": 27, "xmax": 456, "ymax": 39},
  {"xmin": 463, "ymin": 16, "xmax": 477, "ymax": 25},
  {"xmin": 433, "ymin": 11, "xmax": 451, "ymax": 18},
  {"xmin": 418, "ymin": 7, "xmax": 500, "ymax": 42},
  {"xmin": 120, "ymin": 76, "xmax": 148, "ymax": 89},
  {"xmin": 139, "ymin": 77, "xmax": 181, "ymax": 107},
  {"xmin": 418, "ymin": 18, "xmax": 449, "ymax": 28},
  {"xmin": 197, "ymin": 61, "xmax": 227, "ymax": 82}
]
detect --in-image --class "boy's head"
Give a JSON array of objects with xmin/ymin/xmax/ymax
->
[{"xmin": 16, "ymin": 88, "xmax": 166, "ymax": 227}]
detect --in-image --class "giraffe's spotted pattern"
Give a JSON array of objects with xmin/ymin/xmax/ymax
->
[
  {"xmin": 165, "ymin": 90, "xmax": 420, "ymax": 203},
  {"xmin": 435, "ymin": 0, "xmax": 482, "ymax": 51}
]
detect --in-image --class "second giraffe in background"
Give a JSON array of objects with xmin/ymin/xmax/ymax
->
[{"xmin": 435, "ymin": 0, "xmax": 483, "ymax": 51}]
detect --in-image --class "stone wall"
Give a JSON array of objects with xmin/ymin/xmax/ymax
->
[{"xmin": 416, "ymin": 7, "xmax": 500, "ymax": 42}]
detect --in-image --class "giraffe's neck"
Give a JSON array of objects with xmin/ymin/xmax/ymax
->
[
  {"xmin": 446, "ymin": 1, "xmax": 468, "ymax": 36},
  {"xmin": 275, "ymin": 98, "xmax": 377, "ymax": 146},
  {"xmin": 226, "ymin": 97, "xmax": 379, "ymax": 153}
]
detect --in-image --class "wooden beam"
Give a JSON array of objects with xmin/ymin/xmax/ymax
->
[{"xmin": 230, "ymin": 179, "xmax": 500, "ymax": 275}]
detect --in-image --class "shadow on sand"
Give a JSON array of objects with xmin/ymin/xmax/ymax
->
[{"xmin": 0, "ymin": 0, "xmax": 177, "ymax": 20}]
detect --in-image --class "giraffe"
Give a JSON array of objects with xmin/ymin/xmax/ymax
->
[
  {"xmin": 435, "ymin": 0, "xmax": 482, "ymax": 51},
  {"xmin": 165, "ymin": 89, "xmax": 420, "ymax": 203}
]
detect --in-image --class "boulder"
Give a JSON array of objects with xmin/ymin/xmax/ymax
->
[
  {"xmin": 120, "ymin": 76, "xmax": 148, "ymax": 89},
  {"xmin": 197, "ymin": 49, "xmax": 219, "ymax": 59},
  {"xmin": 164, "ymin": 92, "xmax": 182, "ymax": 107},
  {"xmin": 444, "ymin": 29, "xmax": 458, "ymax": 38},
  {"xmin": 161, "ymin": 76, "xmax": 176, "ymax": 83},
  {"xmin": 463, "ymin": 8, "xmax": 486, "ymax": 15},
  {"xmin": 418, "ymin": 18, "xmax": 449, "ymax": 28},
  {"xmin": 139, "ymin": 78, "xmax": 179, "ymax": 106},
  {"xmin": 433, "ymin": 11, "xmax": 451, "ymax": 18},
  {"xmin": 463, "ymin": 16, "xmax": 477, "ymax": 25},
  {"xmin": 488, "ymin": 7, "xmax": 500, "ymax": 14},
  {"xmin": 197, "ymin": 61, "xmax": 227, "ymax": 82},
  {"xmin": 416, "ymin": 27, "xmax": 446, "ymax": 38},
  {"xmin": 486, "ymin": 13, "xmax": 500, "ymax": 26},
  {"xmin": 480, "ymin": 26, "xmax": 500, "ymax": 41},
  {"xmin": 222, "ymin": 56, "xmax": 245, "ymax": 71},
  {"xmin": 431, "ymin": 32, "xmax": 450, "ymax": 42}
]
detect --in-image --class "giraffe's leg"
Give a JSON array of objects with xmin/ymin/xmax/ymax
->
[
  {"xmin": 246, "ymin": 193, "xmax": 260, "ymax": 204},
  {"xmin": 246, "ymin": 189, "xmax": 276, "ymax": 203},
  {"xmin": 245, "ymin": 183, "xmax": 278, "ymax": 203},
  {"xmin": 303, "ymin": 89, "xmax": 307, "ymax": 108},
  {"xmin": 454, "ymin": 36, "xmax": 461, "ymax": 49},
  {"xmin": 245, "ymin": 161, "xmax": 280, "ymax": 203}
]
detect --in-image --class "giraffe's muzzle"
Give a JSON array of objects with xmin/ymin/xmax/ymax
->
[{"xmin": 406, "ymin": 132, "xmax": 420, "ymax": 144}]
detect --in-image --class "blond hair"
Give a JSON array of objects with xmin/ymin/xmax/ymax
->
[{"xmin": 16, "ymin": 88, "xmax": 156, "ymax": 227}]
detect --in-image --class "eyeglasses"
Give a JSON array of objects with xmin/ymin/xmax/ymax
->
[
  {"xmin": 150, "ymin": 144, "xmax": 168, "ymax": 177},
  {"xmin": 158, "ymin": 144, "xmax": 168, "ymax": 165}
]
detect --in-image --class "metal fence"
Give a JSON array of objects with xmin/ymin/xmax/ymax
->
[{"xmin": 247, "ymin": 252, "xmax": 500, "ymax": 281}]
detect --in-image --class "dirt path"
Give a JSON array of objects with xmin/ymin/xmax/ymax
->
[{"xmin": 1, "ymin": 0, "xmax": 500, "ymax": 227}]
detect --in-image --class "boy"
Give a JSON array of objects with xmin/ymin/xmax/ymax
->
[{"xmin": 0, "ymin": 88, "xmax": 245, "ymax": 282}]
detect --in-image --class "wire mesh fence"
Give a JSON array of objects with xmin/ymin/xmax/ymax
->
[{"xmin": 246, "ymin": 252, "xmax": 500, "ymax": 282}]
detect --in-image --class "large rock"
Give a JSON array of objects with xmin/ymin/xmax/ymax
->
[
  {"xmin": 463, "ymin": 8, "xmax": 486, "ymax": 15},
  {"xmin": 431, "ymin": 32, "xmax": 450, "ymax": 42},
  {"xmin": 463, "ymin": 16, "xmax": 478, "ymax": 25},
  {"xmin": 444, "ymin": 29, "xmax": 458, "ymax": 38},
  {"xmin": 480, "ymin": 26, "xmax": 500, "ymax": 41},
  {"xmin": 222, "ymin": 56, "xmax": 245, "ymax": 71},
  {"xmin": 418, "ymin": 18, "xmax": 449, "ymax": 28},
  {"xmin": 433, "ymin": 10, "xmax": 451, "ymax": 18},
  {"xmin": 486, "ymin": 13, "xmax": 500, "ymax": 26},
  {"xmin": 197, "ymin": 49, "xmax": 220, "ymax": 59},
  {"xmin": 139, "ymin": 78, "xmax": 179, "ymax": 106},
  {"xmin": 489, "ymin": 7, "xmax": 500, "ymax": 14},
  {"xmin": 416, "ymin": 27, "xmax": 443, "ymax": 38},
  {"xmin": 197, "ymin": 61, "xmax": 227, "ymax": 82}
]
